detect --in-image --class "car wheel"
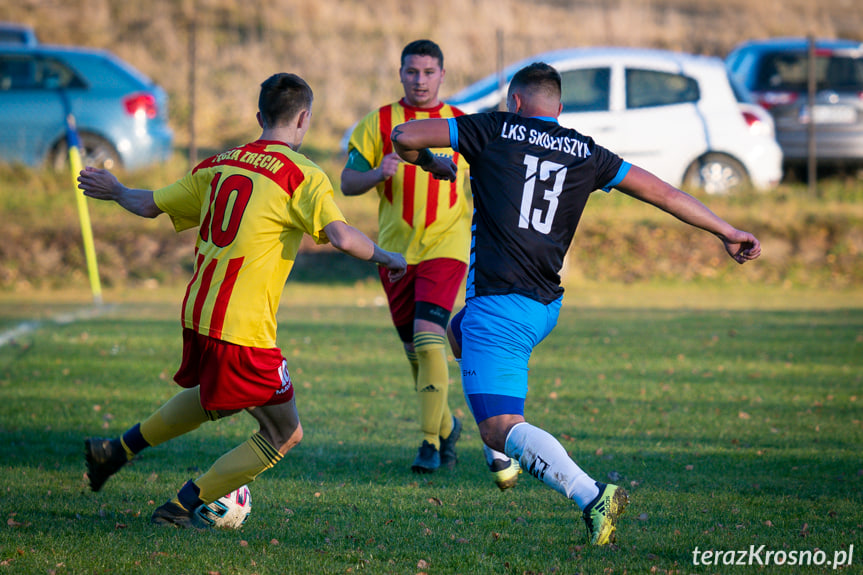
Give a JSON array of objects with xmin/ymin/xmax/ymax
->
[
  {"xmin": 683, "ymin": 153, "xmax": 749, "ymax": 195},
  {"xmin": 50, "ymin": 132, "xmax": 121, "ymax": 171}
]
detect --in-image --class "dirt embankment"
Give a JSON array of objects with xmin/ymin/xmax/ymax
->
[{"xmin": 3, "ymin": 212, "xmax": 860, "ymax": 292}]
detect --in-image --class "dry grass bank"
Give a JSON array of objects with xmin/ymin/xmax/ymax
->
[{"xmin": 3, "ymin": 0, "xmax": 862, "ymax": 152}]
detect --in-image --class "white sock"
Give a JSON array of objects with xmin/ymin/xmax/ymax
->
[
  {"xmin": 482, "ymin": 444, "xmax": 510, "ymax": 467},
  {"xmin": 504, "ymin": 422, "xmax": 600, "ymax": 509}
]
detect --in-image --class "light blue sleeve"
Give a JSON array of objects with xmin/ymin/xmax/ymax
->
[
  {"xmin": 601, "ymin": 161, "xmax": 632, "ymax": 192},
  {"xmin": 447, "ymin": 117, "xmax": 459, "ymax": 152}
]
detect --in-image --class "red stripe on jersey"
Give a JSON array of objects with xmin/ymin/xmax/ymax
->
[
  {"xmin": 379, "ymin": 106, "xmax": 393, "ymax": 203},
  {"xmin": 426, "ymin": 172, "xmax": 439, "ymax": 228},
  {"xmin": 380, "ymin": 105, "xmax": 394, "ymax": 155},
  {"xmin": 192, "ymin": 258, "xmax": 218, "ymax": 332},
  {"xmin": 450, "ymin": 152, "xmax": 461, "ymax": 207},
  {"xmin": 194, "ymin": 142, "xmax": 305, "ymax": 197},
  {"xmin": 207, "ymin": 256, "xmax": 243, "ymax": 340},
  {"xmin": 423, "ymin": 107, "xmax": 443, "ymax": 226},
  {"xmin": 181, "ymin": 250, "xmax": 205, "ymax": 330},
  {"xmin": 400, "ymin": 106, "xmax": 418, "ymax": 226},
  {"xmin": 403, "ymin": 164, "xmax": 416, "ymax": 226}
]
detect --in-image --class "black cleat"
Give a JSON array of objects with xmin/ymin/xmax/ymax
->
[
  {"xmin": 151, "ymin": 500, "xmax": 208, "ymax": 530},
  {"xmin": 84, "ymin": 437, "xmax": 127, "ymax": 492},
  {"xmin": 411, "ymin": 440, "xmax": 440, "ymax": 473},
  {"xmin": 438, "ymin": 417, "xmax": 462, "ymax": 470}
]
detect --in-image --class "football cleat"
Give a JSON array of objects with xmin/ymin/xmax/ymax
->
[
  {"xmin": 84, "ymin": 437, "xmax": 128, "ymax": 492},
  {"xmin": 151, "ymin": 500, "xmax": 208, "ymax": 530},
  {"xmin": 411, "ymin": 440, "xmax": 440, "ymax": 473},
  {"xmin": 582, "ymin": 482, "xmax": 629, "ymax": 545},
  {"xmin": 439, "ymin": 417, "xmax": 462, "ymax": 470},
  {"xmin": 490, "ymin": 457, "xmax": 521, "ymax": 490}
]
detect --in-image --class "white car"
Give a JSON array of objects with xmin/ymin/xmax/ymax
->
[{"xmin": 447, "ymin": 47, "xmax": 783, "ymax": 194}]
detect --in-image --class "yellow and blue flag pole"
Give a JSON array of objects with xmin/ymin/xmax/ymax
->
[{"xmin": 66, "ymin": 113, "xmax": 103, "ymax": 304}]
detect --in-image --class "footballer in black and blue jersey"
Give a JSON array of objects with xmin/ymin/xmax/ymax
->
[{"xmin": 449, "ymin": 111, "xmax": 630, "ymax": 306}]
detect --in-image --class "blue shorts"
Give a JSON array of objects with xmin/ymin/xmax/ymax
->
[{"xmin": 460, "ymin": 294, "xmax": 562, "ymax": 422}]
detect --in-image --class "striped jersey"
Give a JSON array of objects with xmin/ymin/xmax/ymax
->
[
  {"xmin": 347, "ymin": 98, "xmax": 471, "ymax": 264},
  {"xmin": 154, "ymin": 139, "xmax": 347, "ymax": 348}
]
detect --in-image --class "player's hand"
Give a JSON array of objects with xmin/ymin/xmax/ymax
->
[
  {"xmin": 424, "ymin": 155, "xmax": 457, "ymax": 182},
  {"xmin": 77, "ymin": 166, "xmax": 123, "ymax": 200},
  {"xmin": 378, "ymin": 153, "xmax": 403, "ymax": 181},
  {"xmin": 722, "ymin": 229, "xmax": 761, "ymax": 264},
  {"xmin": 385, "ymin": 252, "xmax": 408, "ymax": 282}
]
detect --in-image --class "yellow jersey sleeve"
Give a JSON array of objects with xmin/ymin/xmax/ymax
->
[{"xmin": 348, "ymin": 110, "xmax": 384, "ymax": 169}]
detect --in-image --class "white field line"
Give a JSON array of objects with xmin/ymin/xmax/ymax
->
[{"xmin": 0, "ymin": 305, "xmax": 111, "ymax": 348}]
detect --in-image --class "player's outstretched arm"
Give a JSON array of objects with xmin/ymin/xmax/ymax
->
[
  {"xmin": 323, "ymin": 220, "xmax": 407, "ymax": 281},
  {"xmin": 391, "ymin": 119, "xmax": 457, "ymax": 182},
  {"xmin": 77, "ymin": 166, "xmax": 163, "ymax": 218},
  {"xmin": 615, "ymin": 165, "xmax": 761, "ymax": 264}
]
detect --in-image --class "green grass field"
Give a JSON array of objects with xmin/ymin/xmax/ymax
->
[{"xmin": 0, "ymin": 283, "xmax": 860, "ymax": 574}]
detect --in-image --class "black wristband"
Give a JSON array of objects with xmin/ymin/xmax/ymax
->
[{"xmin": 416, "ymin": 148, "xmax": 435, "ymax": 169}]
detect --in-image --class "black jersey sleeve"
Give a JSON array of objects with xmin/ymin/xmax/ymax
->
[
  {"xmin": 591, "ymin": 143, "xmax": 626, "ymax": 191},
  {"xmin": 452, "ymin": 112, "xmax": 505, "ymax": 163}
]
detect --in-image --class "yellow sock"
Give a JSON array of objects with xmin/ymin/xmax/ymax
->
[
  {"xmin": 194, "ymin": 432, "xmax": 283, "ymax": 504},
  {"xmin": 405, "ymin": 349, "xmax": 419, "ymax": 384},
  {"xmin": 414, "ymin": 332, "xmax": 450, "ymax": 449},
  {"xmin": 139, "ymin": 387, "xmax": 210, "ymax": 448}
]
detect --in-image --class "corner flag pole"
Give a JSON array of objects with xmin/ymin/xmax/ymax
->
[{"xmin": 67, "ymin": 113, "xmax": 103, "ymax": 304}]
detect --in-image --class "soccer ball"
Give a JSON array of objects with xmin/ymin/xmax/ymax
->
[{"xmin": 194, "ymin": 484, "xmax": 251, "ymax": 529}]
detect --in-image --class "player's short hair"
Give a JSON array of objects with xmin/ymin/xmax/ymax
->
[
  {"xmin": 508, "ymin": 62, "xmax": 562, "ymax": 102},
  {"xmin": 258, "ymin": 73, "xmax": 313, "ymax": 128},
  {"xmin": 401, "ymin": 39, "xmax": 444, "ymax": 69}
]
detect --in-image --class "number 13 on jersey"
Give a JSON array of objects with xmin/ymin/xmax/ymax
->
[{"xmin": 518, "ymin": 155, "xmax": 566, "ymax": 235}]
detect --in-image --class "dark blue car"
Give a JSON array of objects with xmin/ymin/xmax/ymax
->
[{"xmin": 0, "ymin": 43, "xmax": 173, "ymax": 170}]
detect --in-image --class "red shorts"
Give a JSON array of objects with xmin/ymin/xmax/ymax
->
[
  {"xmin": 174, "ymin": 328, "xmax": 294, "ymax": 410},
  {"xmin": 378, "ymin": 257, "xmax": 467, "ymax": 331}
]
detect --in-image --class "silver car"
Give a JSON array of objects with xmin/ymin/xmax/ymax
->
[{"xmin": 726, "ymin": 37, "xmax": 863, "ymax": 171}]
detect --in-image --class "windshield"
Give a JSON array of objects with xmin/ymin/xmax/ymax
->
[{"xmin": 754, "ymin": 51, "xmax": 863, "ymax": 92}]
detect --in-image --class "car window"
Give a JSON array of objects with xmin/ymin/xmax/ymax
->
[
  {"xmin": 754, "ymin": 52, "xmax": 863, "ymax": 92},
  {"xmin": 626, "ymin": 68, "xmax": 699, "ymax": 109},
  {"xmin": 0, "ymin": 54, "xmax": 84, "ymax": 90},
  {"xmin": 560, "ymin": 67, "xmax": 610, "ymax": 112},
  {"xmin": 66, "ymin": 53, "xmax": 142, "ymax": 91},
  {"xmin": 0, "ymin": 30, "xmax": 27, "ymax": 44},
  {"xmin": 825, "ymin": 55, "xmax": 863, "ymax": 91},
  {"xmin": 0, "ymin": 54, "xmax": 36, "ymax": 89}
]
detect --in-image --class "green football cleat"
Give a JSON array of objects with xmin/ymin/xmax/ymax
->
[
  {"xmin": 490, "ymin": 457, "xmax": 521, "ymax": 490},
  {"xmin": 582, "ymin": 482, "xmax": 629, "ymax": 545},
  {"xmin": 439, "ymin": 417, "xmax": 462, "ymax": 470},
  {"xmin": 84, "ymin": 437, "xmax": 128, "ymax": 492}
]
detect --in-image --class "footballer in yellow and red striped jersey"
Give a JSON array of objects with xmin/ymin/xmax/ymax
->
[
  {"xmin": 155, "ymin": 139, "xmax": 345, "ymax": 349},
  {"xmin": 346, "ymin": 98, "xmax": 471, "ymax": 265},
  {"xmin": 79, "ymin": 73, "xmax": 406, "ymax": 530},
  {"xmin": 341, "ymin": 39, "xmax": 472, "ymax": 476}
]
